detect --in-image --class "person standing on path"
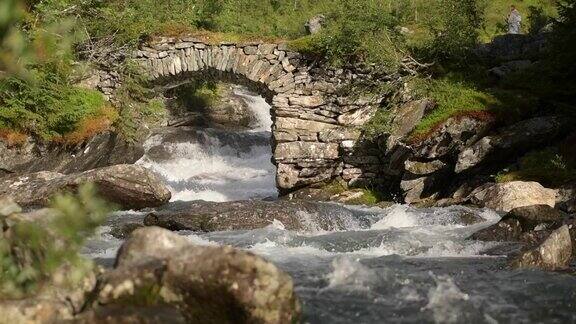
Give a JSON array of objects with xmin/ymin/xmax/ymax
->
[{"xmin": 508, "ymin": 5, "xmax": 522, "ymax": 34}]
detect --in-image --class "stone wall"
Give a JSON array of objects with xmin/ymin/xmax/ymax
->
[{"xmin": 97, "ymin": 36, "xmax": 387, "ymax": 192}]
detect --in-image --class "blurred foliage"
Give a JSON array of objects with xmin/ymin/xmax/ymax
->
[{"xmin": 0, "ymin": 183, "xmax": 113, "ymax": 299}]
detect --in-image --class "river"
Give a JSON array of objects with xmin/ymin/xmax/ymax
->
[{"xmin": 83, "ymin": 86, "xmax": 576, "ymax": 323}]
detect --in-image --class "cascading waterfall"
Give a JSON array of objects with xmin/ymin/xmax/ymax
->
[
  {"xmin": 83, "ymin": 85, "xmax": 576, "ymax": 323},
  {"xmin": 136, "ymin": 86, "xmax": 278, "ymax": 202}
]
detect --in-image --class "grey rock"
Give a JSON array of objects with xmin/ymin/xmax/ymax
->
[
  {"xmin": 468, "ymin": 181, "xmax": 556, "ymax": 213},
  {"xmin": 510, "ymin": 225, "xmax": 572, "ymax": 271},
  {"xmin": 412, "ymin": 116, "xmax": 494, "ymax": 160},
  {"xmin": 100, "ymin": 227, "xmax": 301, "ymax": 324},
  {"xmin": 143, "ymin": 200, "xmax": 356, "ymax": 232},
  {"xmin": 116, "ymin": 226, "xmax": 191, "ymax": 268},
  {"xmin": 456, "ymin": 116, "xmax": 566, "ymax": 173},
  {"xmin": 0, "ymin": 165, "xmax": 171, "ymax": 209},
  {"xmin": 404, "ymin": 160, "xmax": 448, "ymax": 176},
  {"xmin": 305, "ymin": 15, "xmax": 325, "ymax": 34}
]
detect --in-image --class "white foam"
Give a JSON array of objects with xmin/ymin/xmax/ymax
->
[
  {"xmin": 136, "ymin": 87, "xmax": 278, "ymax": 203},
  {"xmin": 327, "ymin": 257, "xmax": 378, "ymax": 290},
  {"xmin": 233, "ymin": 86, "xmax": 273, "ymax": 132},
  {"xmin": 371, "ymin": 205, "xmax": 418, "ymax": 230},
  {"xmin": 424, "ymin": 274, "xmax": 472, "ymax": 324}
]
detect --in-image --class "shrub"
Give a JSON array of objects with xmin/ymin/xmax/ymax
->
[
  {"xmin": 0, "ymin": 129, "xmax": 28, "ymax": 147},
  {"xmin": 0, "ymin": 70, "xmax": 108, "ymax": 140}
]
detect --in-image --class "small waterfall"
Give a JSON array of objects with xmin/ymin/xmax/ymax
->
[{"xmin": 137, "ymin": 86, "xmax": 278, "ymax": 202}]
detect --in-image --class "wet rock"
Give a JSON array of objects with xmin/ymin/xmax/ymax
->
[
  {"xmin": 470, "ymin": 218, "xmax": 523, "ymax": 242},
  {"xmin": 468, "ymin": 181, "xmax": 556, "ymax": 213},
  {"xmin": 456, "ymin": 116, "xmax": 567, "ymax": 173},
  {"xmin": 109, "ymin": 222, "xmax": 144, "ymax": 240},
  {"xmin": 510, "ymin": 225, "xmax": 572, "ymax": 271},
  {"xmin": 99, "ymin": 227, "xmax": 301, "ymax": 324},
  {"xmin": 502, "ymin": 205, "xmax": 565, "ymax": 230},
  {"xmin": 411, "ymin": 116, "xmax": 494, "ymax": 160},
  {"xmin": 143, "ymin": 200, "xmax": 355, "ymax": 232},
  {"xmin": 470, "ymin": 205, "xmax": 568, "ymax": 243},
  {"xmin": 0, "ymin": 164, "xmax": 171, "ymax": 209}
]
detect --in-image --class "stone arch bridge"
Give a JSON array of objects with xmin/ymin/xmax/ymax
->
[{"xmin": 104, "ymin": 36, "xmax": 384, "ymax": 192}]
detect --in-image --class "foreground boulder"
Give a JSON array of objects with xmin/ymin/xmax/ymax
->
[
  {"xmin": 510, "ymin": 225, "xmax": 572, "ymax": 271},
  {"xmin": 468, "ymin": 181, "xmax": 556, "ymax": 213},
  {"xmin": 143, "ymin": 199, "xmax": 358, "ymax": 232},
  {"xmin": 0, "ymin": 164, "xmax": 171, "ymax": 209},
  {"xmin": 95, "ymin": 227, "xmax": 301, "ymax": 324},
  {"xmin": 0, "ymin": 200, "xmax": 98, "ymax": 323}
]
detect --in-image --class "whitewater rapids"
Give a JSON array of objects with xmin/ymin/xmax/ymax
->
[{"xmin": 84, "ymin": 86, "xmax": 576, "ymax": 323}]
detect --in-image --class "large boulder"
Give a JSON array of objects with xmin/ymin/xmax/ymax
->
[
  {"xmin": 411, "ymin": 115, "xmax": 494, "ymax": 160},
  {"xmin": 475, "ymin": 33, "xmax": 547, "ymax": 62},
  {"xmin": 0, "ymin": 164, "xmax": 171, "ymax": 209},
  {"xmin": 470, "ymin": 205, "xmax": 565, "ymax": 242},
  {"xmin": 510, "ymin": 225, "xmax": 572, "ymax": 271},
  {"xmin": 0, "ymin": 132, "xmax": 144, "ymax": 177},
  {"xmin": 97, "ymin": 227, "xmax": 301, "ymax": 324},
  {"xmin": 456, "ymin": 116, "xmax": 567, "ymax": 173},
  {"xmin": 115, "ymin": 226, "xmax": 190, "ymax": 268},
  {"xmin": 468, "ymin": 181, "xmax": 556, "ymax": 213},
  {"xmin": 143, "ymin": 200, "xmax": 354, "ymax": 232},
  {"xmin": 0, "ymin": 201, "xmax": 98, "ymax": 324}
]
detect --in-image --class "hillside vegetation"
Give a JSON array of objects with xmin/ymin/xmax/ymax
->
[{"xmin": 0, "ymin": 0, "xmax": 572, "ymax": 145}]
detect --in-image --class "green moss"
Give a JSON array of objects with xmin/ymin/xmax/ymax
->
[{"xmin": 346, "ymin": 190, "xmax": 381, "ymax": 205}]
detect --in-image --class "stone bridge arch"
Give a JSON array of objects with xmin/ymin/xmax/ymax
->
[{"xmin": 131, "ymin": 36, "xmax": 381, "ymax": 192}]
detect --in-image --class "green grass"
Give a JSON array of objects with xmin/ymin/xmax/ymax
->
[
  {"xmin": 408, "ymin": 77, "xmax": 499, "ymax": 138},
  {"xmin": 479, "ymin": 0, "xmax": 557, "ymax": 42}
]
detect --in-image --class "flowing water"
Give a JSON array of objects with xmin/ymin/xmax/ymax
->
[{"xmin": 84, "ymin": 86, "xmax": 576, "ymax": 323}]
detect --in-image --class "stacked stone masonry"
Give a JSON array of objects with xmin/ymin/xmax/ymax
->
[{"xmin": 100, "ymin": 36, "xmax": 385, "ymax": 192}]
